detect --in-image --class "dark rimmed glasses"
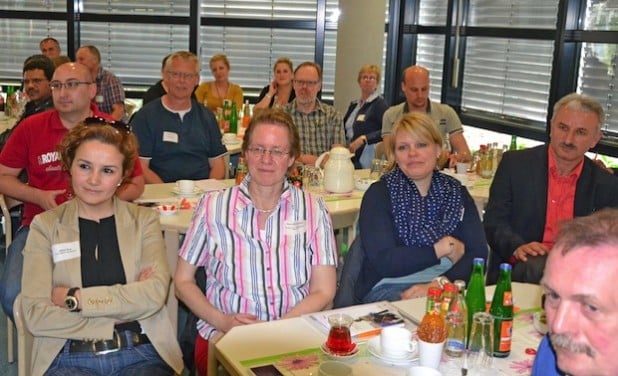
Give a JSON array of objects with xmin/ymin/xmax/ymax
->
[
  {"xmin": 83, "ymin": 116, "xmax": 132, "ymax": 134},
  {"xmin": 49, "ymin": 80, "xmax": 93, "ymax": 91}
]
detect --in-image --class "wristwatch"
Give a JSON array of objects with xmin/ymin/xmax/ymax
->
[{"xmin": 64, "ymin": 287, "xmax": 81, "ymax": 312}]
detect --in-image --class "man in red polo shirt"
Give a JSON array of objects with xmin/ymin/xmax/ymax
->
[
  {"xmin": 0, "ymin": 62, "xmax": 145, "ymax": 320},
  {"xmin": 484, "ymin": 92, "xmax": 618, "ymax": 284}
]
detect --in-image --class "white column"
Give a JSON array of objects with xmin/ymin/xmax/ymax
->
[{"xmin": 333, "ymin": 0, "xmax": 387, "ymax": 114}]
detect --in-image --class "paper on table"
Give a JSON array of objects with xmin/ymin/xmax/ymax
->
[{"xmin": 304, "ymin": 301, "xmax": 411, "ymax": 341}]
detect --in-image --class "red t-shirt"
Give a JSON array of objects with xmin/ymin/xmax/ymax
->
[{"xmin": 0, "ymin": 104, "xmax": 142, "ymax": 226}]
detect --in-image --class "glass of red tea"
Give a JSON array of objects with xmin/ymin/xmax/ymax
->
[{"xmin": 326, "ymin": 313, "xmax": 355, "ymax": 354}]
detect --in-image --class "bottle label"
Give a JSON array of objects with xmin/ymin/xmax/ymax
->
[
  {"xmin": 503, "ymin": 291, "xmax": 513, "ymax": 306},
  {"xmin": 446, "ymin": 339, "xmax": 465, "ymax": 352},
  {"xmin": 497, "ymin": 319, "xmax": 513, "ymax": 352}
]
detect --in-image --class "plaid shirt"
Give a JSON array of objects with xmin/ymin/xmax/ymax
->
[
  {"xmin": 95, "ymin": 67, "xmax": 125, "ymax": 118},
  {"xmin": 285, "ymin": 99, "xmax": 345, "ymax": 156},
  {"xmin": 178, "ymin": 176, "xmax": 338, "ymax": 340}
]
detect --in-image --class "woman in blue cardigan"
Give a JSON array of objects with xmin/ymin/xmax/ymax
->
[
  {"xmin": 356, "ymin": 112, "xmax": 487, "ymax": 302},
  {"xmin": 343, "ymin": 64, "xmax": 388, "ymax": 169}
]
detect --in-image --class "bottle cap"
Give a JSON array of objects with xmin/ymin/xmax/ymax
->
[
  {"xmin": 454, "ymin": 280, "xmax": 466, "ymax": 291},
  {"xmin": 499, "ymin": 263, "xmax": 512, "ymax": 271},
  {"xmin": 443, "ymin": 283, "xmax": 457, "ymax": 293},
  {"xmin": 472, "ymin": 257, "xmax": 485, "ymax": 265},
  {"xmin": 427, "ymin": 287, "xmax": 442, "ymax": 297}
]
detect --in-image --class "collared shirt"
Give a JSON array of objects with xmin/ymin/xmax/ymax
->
[
  {"xmin": 381, "ymin": 100, "xmax": 463, "ymax": 139},
  {"xmin": 542, "ymin": 149, "xmax": 583, "ymax": 248},
  {"xmin": 95, "ymin": 66, "xmax": 126, "ymax": 119},
  {"xmin": 345, "ymin": 91, "xmax": 379, "ymax": 141},
  {"xmin": 178, "ymin": 176, "xmax": 338, "ymax": 340},
  {"xmin": 285, "ymin": 99, "xmax": 345, "ymax": 157}
]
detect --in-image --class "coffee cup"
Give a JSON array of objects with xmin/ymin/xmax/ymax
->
[
  {"xmin": 380, "ymin": 326, "xmax": 417, "ymax": 359},
  {"xmin": 418, "ymin": 338, "xmax": 445, "ymax": 369},
  {"xmin": 177, "ymin": 179, "xmax": 195, "ymax": 194}
]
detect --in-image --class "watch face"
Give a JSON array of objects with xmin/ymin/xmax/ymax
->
[{"xmin": 65, "ymin": 296, "xmax": 78, "ymax": 311}]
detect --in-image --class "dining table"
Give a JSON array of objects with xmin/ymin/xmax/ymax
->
[{"xmin": 214, "ymin": 282, "xmax": 544, "ymax": 376}]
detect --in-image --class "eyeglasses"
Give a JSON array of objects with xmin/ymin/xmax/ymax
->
[
  {"xmin": 83, "ymin": 116, "xmax": 132, "ymax": 134},
  {"xmin": 49, "ymin": 80, "xmax": 92, "ymax": 91},
  {"xmin": 293, "ymin": 79, "xmax": 320, "ymax": 87},
  {"xmin": 166, "ymin": 70, "xmax": 197, "ymax": 80},
  {"xmin": 246, "ymin": 146, "xmax": 289, "ymax": 159},
  {"xmin": 22, "ymin": 78, "xmax": 48, "ymax": 86},
  {"xmin": 361, "ymin": 76, "xmax": 377, "ymax": 81}
]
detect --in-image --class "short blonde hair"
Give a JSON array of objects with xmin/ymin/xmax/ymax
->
[
  {"xmin": 357, "ymin": 64, "xmax": 381, "ymax": 83},
  {"xmin": 390, "ymin": 112, "xmax": 443, "ymax": 155},
  {"xmin": 210, "ymin": 53, "xmax": 230, "ymax": 69}
]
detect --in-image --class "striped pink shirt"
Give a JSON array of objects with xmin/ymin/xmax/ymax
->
[{"xmin": 178, "ymin": 177, "xmax": 338, "ymax": 339}]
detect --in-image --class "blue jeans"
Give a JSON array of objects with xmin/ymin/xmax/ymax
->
[
  {"xmin": 0, "ymin": 226, "xmax": 29, "ymax": 321},
  {"xmin": 45, "ymin": 332, "xmax": 174, "ymax": 376}
]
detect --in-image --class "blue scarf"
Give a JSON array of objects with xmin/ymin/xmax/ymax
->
[{"xmin": 383, "ymin": 166, "xmax": 464, "ymax": 247}]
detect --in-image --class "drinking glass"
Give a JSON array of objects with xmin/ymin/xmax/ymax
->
[
  {"xmin": 302, "ymin": 165, "xmax": 323, "ymax": 192},
  {"xmin": 326, "ymin": 313, "xmax": 354, "ymax": 355},
  {"xmin": 466, "ymin": 312, "xmax": 494, "ymax": 375},
  {"xmin": 369, "ymin": 159, "xmax": 382, "ymax": 180}
]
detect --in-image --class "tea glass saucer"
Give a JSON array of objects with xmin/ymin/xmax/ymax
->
[
  {"xmin": 171, "ymin": 187, "xmax": 203, "ymax": 197},
  {"xmin": 320, "ymin": 342, "xmax": 359, "ymax": 360}
]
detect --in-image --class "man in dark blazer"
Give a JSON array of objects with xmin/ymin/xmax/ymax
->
[{"xmin": 484, "ymin": 93, "xmax": 618, "ymax": 284}]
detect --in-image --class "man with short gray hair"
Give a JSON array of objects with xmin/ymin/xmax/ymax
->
[{"xmin": 484, "ymin": 92, "xmax": 618, "ymax": 284}]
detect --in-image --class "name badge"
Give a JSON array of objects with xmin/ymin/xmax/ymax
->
[
  {"xmin": 95, "ymin": 95, "xmax": 104, "ymax": 104},
  {"xmin": 52, "ymin": 241, "xmax": 81, "ymax": 263},
  {"xmin": 356, "ymin": 114, "xmax": 366, "ymax": 122},
  {"xmin": 163, "ymin": 131, "xmax": 179, "ymax": 143},
  {"xmin": 285, "ymin": 220, "xmax": 306, "ymax": 236}
]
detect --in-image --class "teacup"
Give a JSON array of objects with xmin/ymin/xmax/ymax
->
[
  {"xmin": 380, "ymin": 326, "xmax": 417, "ymax": 359},
  {"xmin": 176, "ymin": 179, "xmax": 195, "ymax": 194}
]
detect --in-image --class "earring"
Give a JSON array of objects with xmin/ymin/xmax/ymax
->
[{"xmin": 117, "ymin": 181, "xmax": 122, "ymax": 187}]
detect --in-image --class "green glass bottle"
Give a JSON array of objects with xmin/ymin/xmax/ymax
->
[
  {"xmin": 465, "ymin": 257, "xmax": 486, "ymax": 342},
  {"xmin": 489, "ymin": 263, "xmax": 513, "ymax": 357},
  {"xmin": 509, "ymin": 135, "xmax": 517, "ymax": 151},
  {"xmin": 229, "ymin": 101, "xmax": 238, "ymax": 134}
]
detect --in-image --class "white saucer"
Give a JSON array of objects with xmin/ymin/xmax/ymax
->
[
  {"xmin": 367, "ymin": 337, "xmax": 419, "ymax": 366},
  {"xmin": 355, "ymin": 178, "xmax": 377, "ymax": 191},
  {"xmin": 320, "ymin": 342, "xmax": 359, "ymax": 360},
  {"xmin": 171, "ymin": 187, "xmax": 203, "ymax": 197},
  {"xmin": 157, "ymin": 204, "xmax": 178, "ymax": 216}
]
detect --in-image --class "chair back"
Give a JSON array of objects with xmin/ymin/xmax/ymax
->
[
  {"xmin": 333, "ymin": 237, "xmax": 365, "ymax": 308},
  {"xmin": 13, "ymin": 294, "xmax": 32, "ymax": 376},
  {"xmin": 374, "ymin": 141, "xmax": 386, "ymax": 160}
]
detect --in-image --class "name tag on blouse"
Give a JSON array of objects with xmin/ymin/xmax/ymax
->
[
  {"xmin": 51, "ymin": 241, "xmax": 81, "ymax": 263},
  {"xmin": 285, "ymin": 220, "xmax": 306, "ymax": 235},
  {"xmin": 356, "ymin": 114, "xmax": 366, "ymax": 121}
]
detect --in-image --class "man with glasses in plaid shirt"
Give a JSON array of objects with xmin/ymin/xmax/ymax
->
[
  {"xmin": 285, "ymin": 62, "xmax": 345, "ymax": 166},
  {"xmin": 0, "ymin": 62, "xmax": 145, "ymax": 320}
]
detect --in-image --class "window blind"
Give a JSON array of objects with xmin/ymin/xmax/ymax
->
[
  {"xmin": 80, "ymin": 22, "xmax": 190, "ymax": 86},
  {"xmin": 578, "ymin": 1, "xmax": 618, "ymax": 137},
  {"xmin": 462, "ymin": 37, "xmax": 554, "ymax": 122},
  {"xmin": 0, "ymin": 18, "xmax": 67, "ymax": 81},
  {"xmin": 416, "ymin": 34, "xmax": 445, "ymax": 103},
  {"xmin": 468, "ymin": 0, "xmax": 559, "ymax": 28}
]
